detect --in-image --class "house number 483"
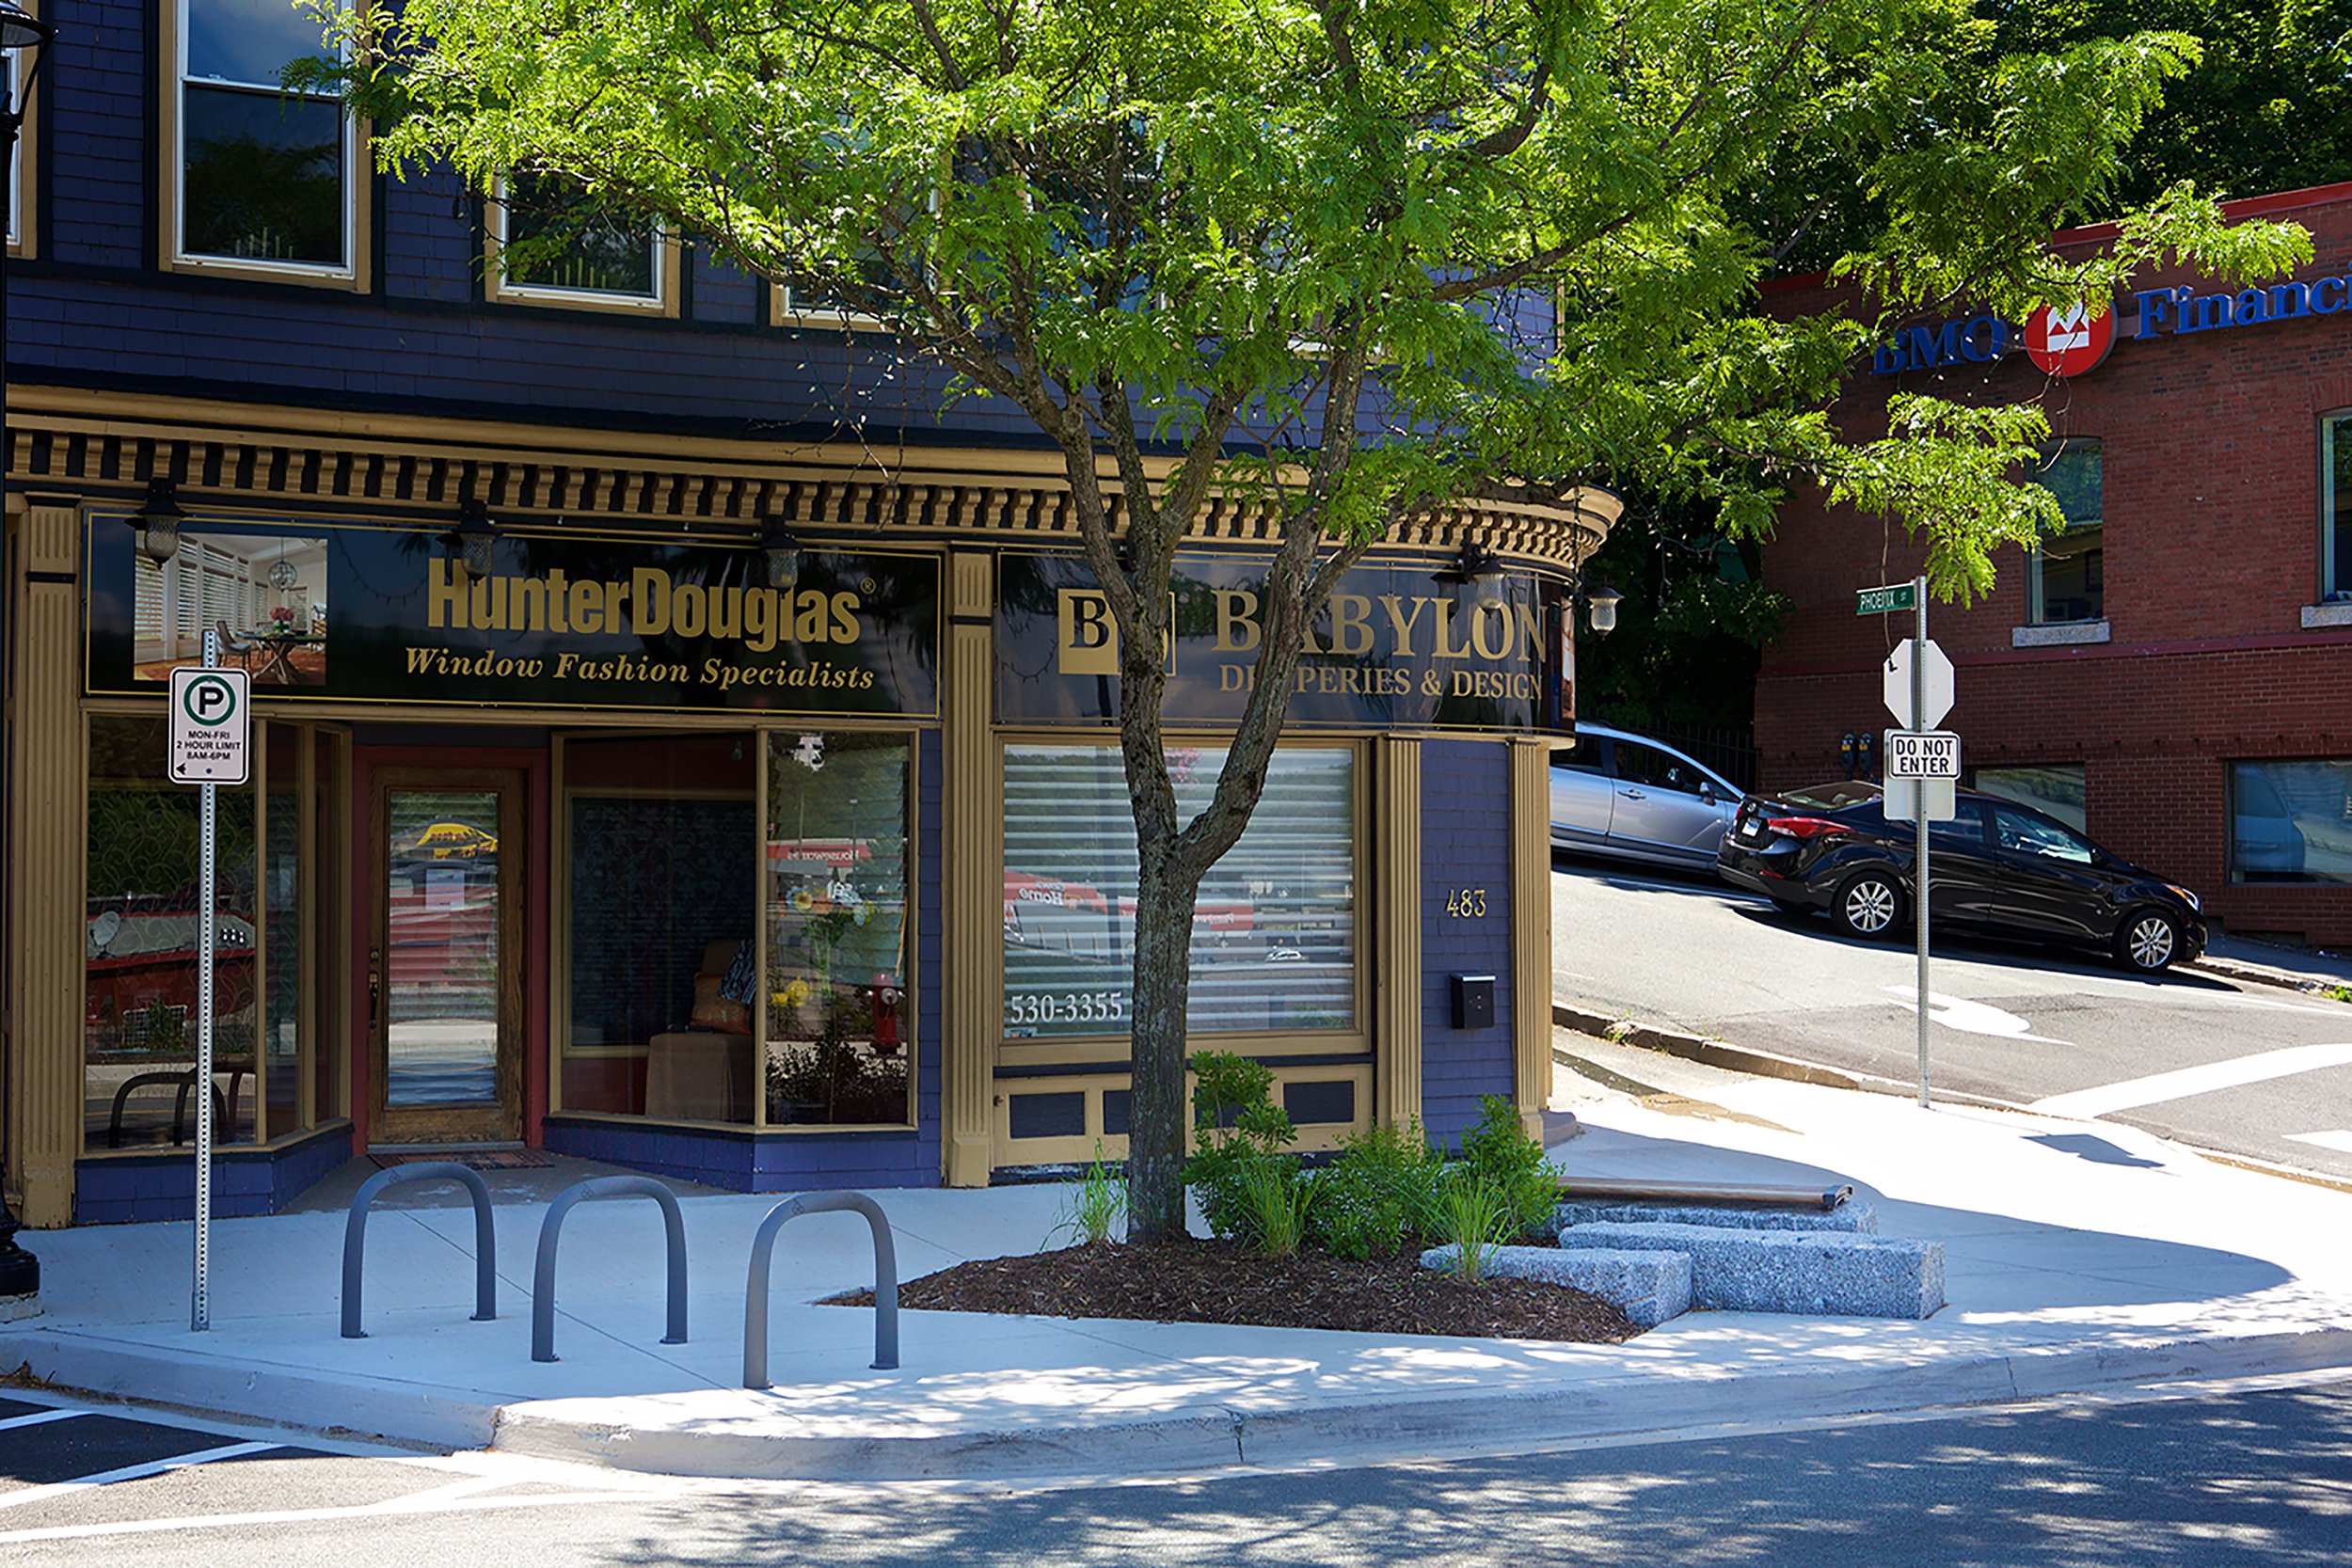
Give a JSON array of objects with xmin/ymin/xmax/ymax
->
[{"xmin": 1444, "ymin": 887, "xmax": 1487, "ymax": 917}]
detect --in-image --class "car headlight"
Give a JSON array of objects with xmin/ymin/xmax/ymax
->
[{"xmin": 2166, "ymin": 884, "xmax": 2201, "ymax": 912}]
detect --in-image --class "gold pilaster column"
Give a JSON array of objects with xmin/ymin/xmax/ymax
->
[
  {"xmin": 8, "ymin": 499, "xmax": 87, "ymax": 1227},
  {"xmin": 1375, "ymin": 736, "xmax": 1422, "ymax": 1128},
  {"xmin": 940, "ymin": 549, "xmax": 1000, "ymax": 1186},
  {"xmin": 1510, "ymin": 737, "xmax": 1554, "ymax": 1135}
]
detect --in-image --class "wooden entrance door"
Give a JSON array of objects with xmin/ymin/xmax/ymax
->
[{"xmin": 371, "ymin": 769, "xmax": 524, "ymax": 1144}]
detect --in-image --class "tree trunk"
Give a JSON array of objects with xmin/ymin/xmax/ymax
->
[{"xmin": 1123, "ymin": 848, "xmax": 1202, "ymax": 1243}]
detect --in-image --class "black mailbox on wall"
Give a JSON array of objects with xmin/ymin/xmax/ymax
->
[{"xmin": 1450, "ymin": 974, "xmax": 1497, "ymax": 1031}]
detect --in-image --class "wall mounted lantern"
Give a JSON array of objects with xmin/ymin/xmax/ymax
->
[
  {"xmin": 444, "ymin": 498, "xmax": 500, "ymax": 578},
  {"xmin": 128, "ymin": 478, "xmax": 187, "ymax": 565},
  {"xmin": 757, "ymin": 515, "xmax": 803, "ymax": 588}
]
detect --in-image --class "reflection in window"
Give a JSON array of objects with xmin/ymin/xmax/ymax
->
[
  {"xmin": 1973, "ymin": 764, "xmax": 2087, "ymax": 834},
  {"xmin": 85, "ymin": 717, "xmax": 258, "ymax": 1150},
  {"xmin": 2325, "ymin": 413, "xmax": 2351, "ymax": 602},
  {"xmin": 2230, "ymin": 760, "xmax": 2352, "ymax": 884},
  {"xmin": 561, "ymin": 736, "xmax": 755, "ymax": 1119},
  {"xmin": 2029, "ymin": 440, "xmax": 2103, "ymax": 625},
  {"xmin": 494, "ymin": 171, "xmax": 662, "ymax": 303},
  {"xmin": 766, "ymin": 732, "xmax": 912, "ymax": 1125},
  {"xmin": 1994, "ymin": 806, "xmax": 2093, "ymax": 863},
  {"xmin": 1002, "ymin": 744, "xmax": 1357, "ymax": 1041},
  {"xmin": 176, "ymin": 0, "xmax": 353, "ymax": 272}
]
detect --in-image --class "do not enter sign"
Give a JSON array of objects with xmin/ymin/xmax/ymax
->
[{"xmin": 169, "ymin": 668, "xmax": 251, "ymax": 784}]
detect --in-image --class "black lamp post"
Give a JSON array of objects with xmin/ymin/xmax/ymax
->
[{"xmin": 0, "ymin": 0, "xmax": 56, "ymax": 1303}]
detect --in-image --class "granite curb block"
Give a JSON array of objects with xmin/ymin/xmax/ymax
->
[
  {"xmin": 1544, "ymin": 1200, "xmax": 1879, "ymax": 1236},
  {"xmin": 0, "ymin": 1327, "xmax": 501, "ymax": 1449},
  {"xmin": 10, "ymin": 1322, "xmax": 2352, "ymax": 1479},
  {"xmin": 1555, "ymin": 1223, "xmax": 1946, "ymax": 1320},
  {"xmin": 1417, "ymin": 1244, "xmax": 1693, "ymax": 1327}
]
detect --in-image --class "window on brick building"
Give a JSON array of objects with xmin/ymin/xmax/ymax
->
[
  {"xmin": 1973, "ymin": 764, "xmax": 2087, "ymax": 833},
  {"xmin": 169, "ymin": 0, "xmax": 362, "ymax": 283},
  {"xmin": 2028, "ymin": 440, "xmax": 2103, "ymax": 625},
  {"xmin": 2325, "ymin": 413, "xmax": 2352, "ymax": 602},
  {"xmin": 487, "ymin": 171, "xmax": 676, "ymax": 314},
  {"xmin": 1000, "ymin": 742, "xmax": 1360, "ymax": 1041},
  {"xmin": 2229, "ymin": 760, "xmax": 2352, "ymax": 885}
]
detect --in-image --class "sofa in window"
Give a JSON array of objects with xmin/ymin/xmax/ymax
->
[{"xmin": 644, "ymin": 939, "xmax": 755, "ymax": 1121}]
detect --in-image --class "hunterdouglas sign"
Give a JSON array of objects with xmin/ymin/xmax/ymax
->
[
  {"xmin": 995, "ymin": 550, "xmax": 1570, "ymax": 733},
  {"xmin": 83, "ymin": 516, "xmax": 941, "ymax": 717}
]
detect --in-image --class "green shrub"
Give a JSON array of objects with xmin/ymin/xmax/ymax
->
[
  {"xmin": 1048, "ymin": 1141, "xmax": 1127, "ymax": 1247},
  {"xmin": 1457, "ymin": 1094, "xmax": 1561, "ymax": 1241},
  {"xmin": 1183, "ymin": 1051, "xmax": 1300, "ymax": 1245},
  {"xmin": 1305, "ymin": 1118, "xmax": 1446, "ymax": 1260},
  {"xmin": 1433, "ymin": 1169, "xmax": 1513, "ymax": 1283}
]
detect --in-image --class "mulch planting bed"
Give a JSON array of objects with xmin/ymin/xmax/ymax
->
[{"xmin": 829, "ymin": 1236, "xmax": 1642, "ymax": 1343}]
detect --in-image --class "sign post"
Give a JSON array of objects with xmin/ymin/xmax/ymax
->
[
  {"xmin": 1876, "ymin": 582, "xmax": 1948, "ymax": 1109},
  {"xmin": 168, "ymin": 646, "xmax": 249, "ymax": 1332}
]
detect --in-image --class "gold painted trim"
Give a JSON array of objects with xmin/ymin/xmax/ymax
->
[
  {"xmin": 10, "ymin": 388, "xmax": 1618, "ymax": 570},
  {"xmin": 1509, "ymin": 737, "xmax": 1553, "ymax": 1134},
  {"xmin": 1375, "ymin": 736, "xmax": 1422, "ymax": 1130}
]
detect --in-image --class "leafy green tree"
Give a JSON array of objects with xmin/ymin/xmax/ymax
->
[{"xmin": 310, "ymin": 0, "xmax": 2306, "ymax": 1242}]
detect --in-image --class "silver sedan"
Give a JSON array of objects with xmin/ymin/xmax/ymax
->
[{"xmin": 1550, "ymin": 723, "xmax": 1744, "ymax": 871}]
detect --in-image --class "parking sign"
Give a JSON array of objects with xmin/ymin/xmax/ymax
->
[{"xmin": 168, "ymin": 668, "xmax": 251, "ymax": 784}]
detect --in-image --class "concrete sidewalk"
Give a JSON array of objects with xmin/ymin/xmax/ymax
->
[{"xmin": 6, "ymin": 1038, "xmax": 2352, "ymax": 1481}]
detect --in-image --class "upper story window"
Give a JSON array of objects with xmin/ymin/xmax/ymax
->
[
  {"xmin": 2028, "ymin": 439, "xmax": 2103, "ymax": 626},
  {"xmin": 169, "ymin": 0, "xmax": 363, "ymax": 285},
  {"xmin": 488, "ymin": 171, "xmax": 675, "ymax": 314},
  {"xmin": 2324, "ymin": 413, "xmax": 2351, "ymax": 604}
]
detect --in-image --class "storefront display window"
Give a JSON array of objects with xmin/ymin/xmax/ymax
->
[
  {"xmin": 765, "ymin": 731, "xmax": 913, "ymax": 1126},
  {"xmin": 1001, "ymin": 743, "xmax": 1358, "ymax": 1041},
  {"xmin": 2325, "ymin": 413, "xmax": 2351, "ymax": 602},
  {"xmin": 2029, "ymin": 440, "xmax": 2103, "ymax": 625},
  {"xmin": 1973, "ymin": 764, "xmax": 2087, "ymax": 833},
  {"xmin": 85, "ymin": 716, "xmax": 259, "ymax": 1150},
  {"xmin": 2230, "ymin": 761, "xmax": 2352, "ymax": 884},
  {"xmin": 559, "ymin": 735, "xmax": 756, "ymax": 1119}
]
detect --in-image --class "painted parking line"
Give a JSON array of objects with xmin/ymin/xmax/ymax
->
[
  {"xmin": 2283, "ymin": 1130, "xmax": 2352, "ymax": 1154},
  {"xmin": 2028, "ymin": 1042, "xmax": 2352, "ymax": 1118},
  {"xmin": 0, "ymin": 1409, "xmax": 88, "ymax": 1434},
  {"xmin": 0, "ymin": 1440, "xmax": 279, "ymax": 1513}
]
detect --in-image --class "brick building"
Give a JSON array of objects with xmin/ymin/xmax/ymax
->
[{"xmin": 1755, "ymin": 182, "xmax": 2352, "ymax": 947}]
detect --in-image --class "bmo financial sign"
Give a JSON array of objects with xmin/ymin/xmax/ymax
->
[{"xmin": 1870, "ymin": 267, "xmax": 2350, "ymax": 377}]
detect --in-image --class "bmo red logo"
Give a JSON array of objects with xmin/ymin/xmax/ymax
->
[{"xmin": 2023, "ymin": 301, "xmax": 2116, "ymax": 376}]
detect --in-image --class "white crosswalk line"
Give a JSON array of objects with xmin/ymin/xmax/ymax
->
[
  {"xmin": 2028, "ymin": 1042, "xmax": 2352, "ymax": 1118},
  {"xmin": 2282, "ymin": 1130, "xmax": 2352, "ymax": 1154},
  {"xmin": 0, "ymin": 1410, "xmax": 88, "ymax": 1433},
  {"xmin": 0, "ymin": 1440, "xmax": 278, "ymax": 1513}
]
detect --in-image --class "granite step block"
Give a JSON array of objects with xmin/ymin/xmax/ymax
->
[
  {"xmin": 1420, "ymin": 1244, "xmax": 1693, "ymax": 1328},
  {"xmin": 1554, "ymin": 1222, "xmax": 1945, "ymax": 1319},
  {"xmin": 1540, "ymin": 1200, "xmax": 1879, "ymax": 1239}
]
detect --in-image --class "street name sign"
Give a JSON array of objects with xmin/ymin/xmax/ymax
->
[
  {"xmin": 1856, "ymin": 582, "xmax": 1917, "ymax": 615},
  {"xmin": 1882, "ymin": 638, "xmax": 1955, "ymax": 729},
  {"xmin": 1886, "ymin": 729, "xmax": 1962, "ymax": 779},
  {"xmin": 168, "ymin": 668, "xmax": 250, "ymax": 784}
]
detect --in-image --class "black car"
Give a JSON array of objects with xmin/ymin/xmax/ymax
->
[{"xmin": 1716, "ymin": 781, "xmax": 2207, "ymax": 973}]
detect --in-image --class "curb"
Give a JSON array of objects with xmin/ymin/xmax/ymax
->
[
  {"xmin": 17, "ymin": 1319, "xmax": 2352, "ymax": 1481},
  {"xmin": 2186, "ymin": 955, "xmax": 2352, "ymax": 999},
  {"xmin": 1550, "ymin": 1002, "xmax": 2014, "ymax": 1111},
  {"xmin": 0, "ymin": 1327, "xmax": 501, "ymax": 1451}
]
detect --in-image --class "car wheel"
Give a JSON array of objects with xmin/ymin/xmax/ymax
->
[
  {"xmin": 2115, "ymin": 908, "xmax": 2182, "ymax": 973},
  {"xmin": 1831, "ymin": 871, "xmax": 1902, "ymax": 939}
]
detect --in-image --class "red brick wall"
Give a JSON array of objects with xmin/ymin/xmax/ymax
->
[{"xmin": 1755, "ymin": 182, "xmax": 2352, "ymax": 945}]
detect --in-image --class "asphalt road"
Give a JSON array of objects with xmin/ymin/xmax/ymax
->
[
  {"xmin": 6, "ymin": 1380, "xmax": 2350, "ymax": 1564},
  {"xmin": 1549, "ymin": 853, "xmax": 2352, "ymax": 1184}
]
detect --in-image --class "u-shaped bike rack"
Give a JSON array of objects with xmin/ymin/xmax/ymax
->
[
  {"xmin": 532, "ymin": 1175, "xmax": 688, "ymax": 1363},
  {"xmin": 743, "ymin": 1191, "xmax": 898, "ymax": 1387},
  {"xmin": 341, "ymin": 1162, "xmax": 498, "ymax": 1339}
]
